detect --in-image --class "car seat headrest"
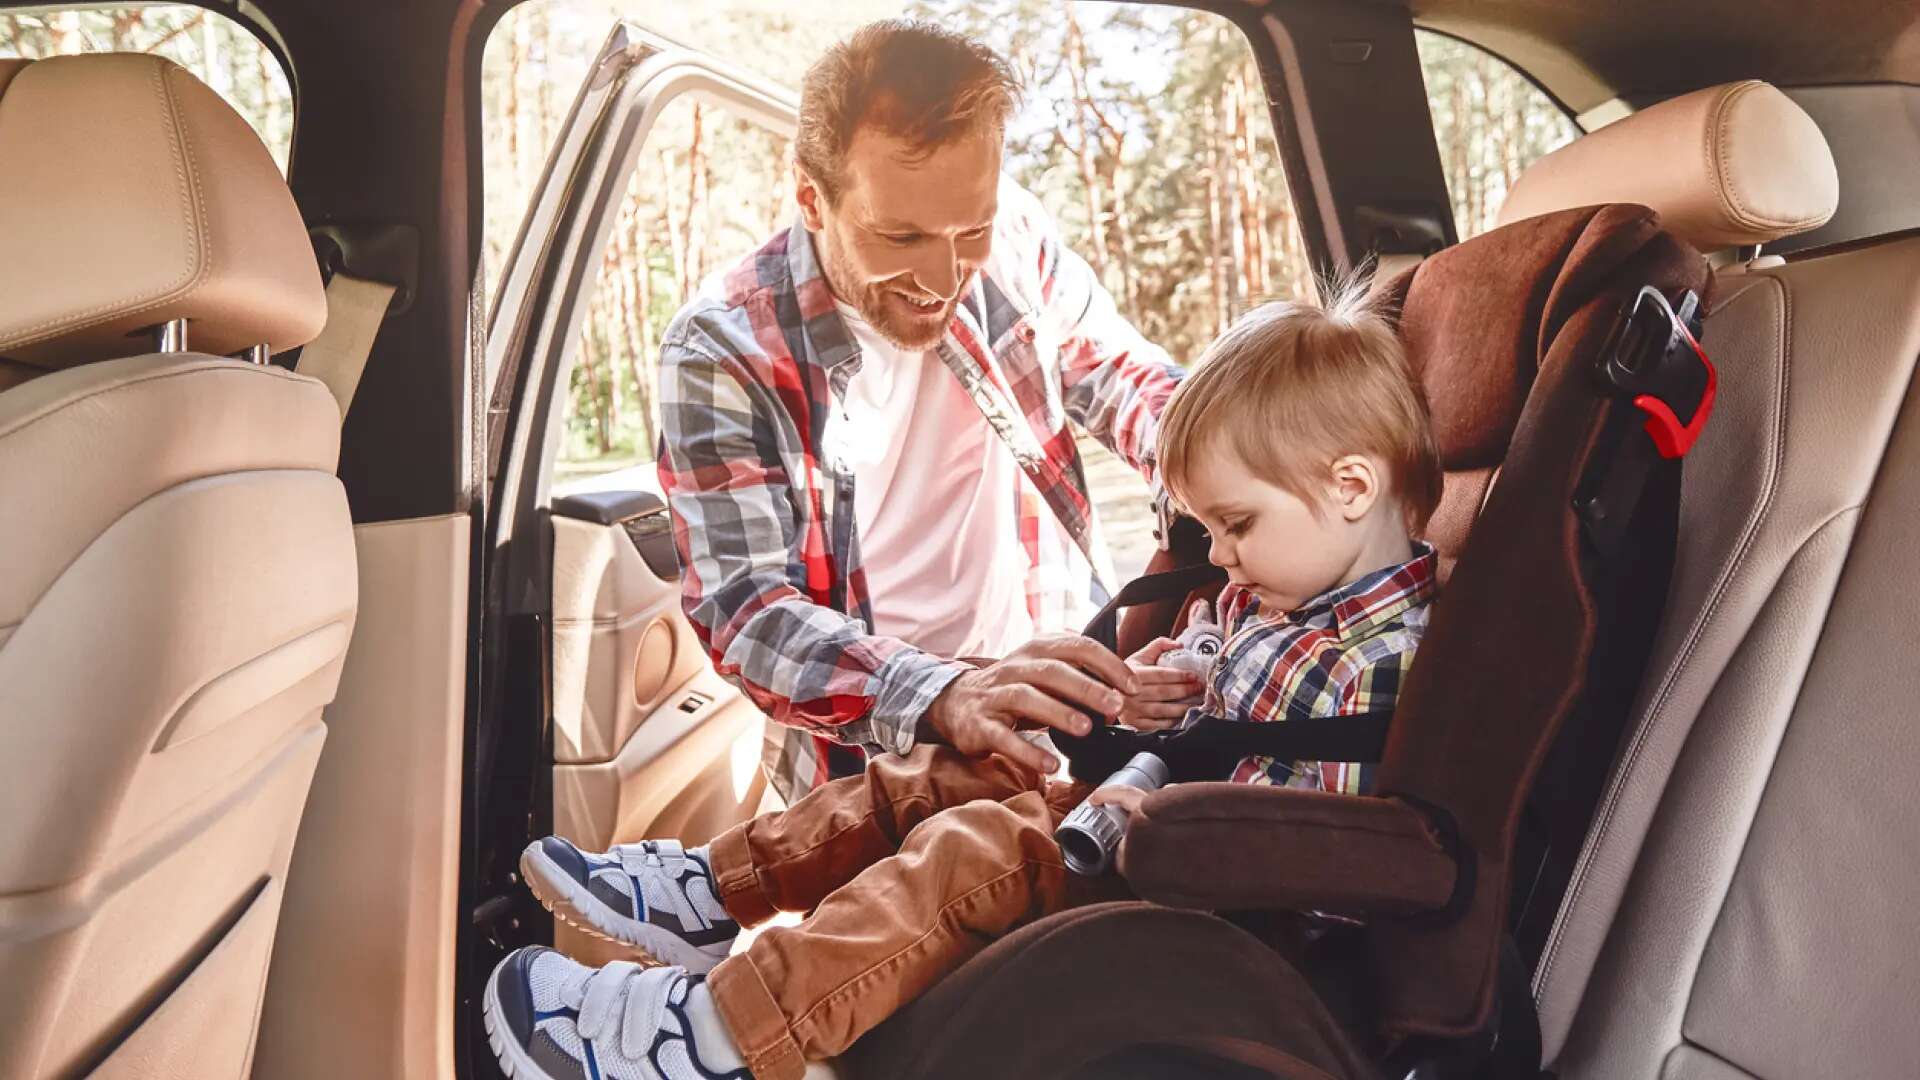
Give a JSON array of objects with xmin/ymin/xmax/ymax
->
[
  {"xmin": 1496, "ymin": 80, "xmax": 1838, "ymax": 250},
  {"xmin": 0, "ymin": 54, "xmax": 325, "ymax": 371}
]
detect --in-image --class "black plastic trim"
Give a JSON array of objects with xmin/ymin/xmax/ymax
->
[{"xmin": 551, "ymin": 488, "xmax": 666, "ymax": 526}]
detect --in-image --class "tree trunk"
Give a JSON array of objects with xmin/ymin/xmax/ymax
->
[
  {"xmin": 1221, "ymin": 76, "xmax": 1246, "ymax": 317},
  {"xmin": 1204, "ymin": 102, "xmax": 1228, "ymax": 336},
  {"xmin": 577, "ymin": 321, "xmax": 612, "ymax": 456},
  {"xmin": 682, "ymin": 102, "xmax": 709, "ymax": 295},
  {"xmin": 1062, "ymin": 9, "xmax": 1109, "ymax": 275},
  {"xmin": 1234, "ymin": 69, "xmax": 1268, "ymax": 301},
  {"xmin": 663, "ymin": 150, "xmax": 688, "ymax": 303}
]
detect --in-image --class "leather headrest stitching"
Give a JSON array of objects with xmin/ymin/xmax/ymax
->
[
  {"xmin": 0, "ymin": 54, "xmax": 324, "ymax": 373},
  {"xmin": 1496, "ymin": 80, "xmax": 1839, "ymax": 251}
]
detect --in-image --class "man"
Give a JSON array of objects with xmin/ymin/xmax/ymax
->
[{"xmin": 658, "ymin": 19, "xmax": 1191, "ymax": 803}]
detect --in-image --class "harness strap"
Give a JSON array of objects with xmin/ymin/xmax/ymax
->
[{"xmin": 1056, "ymin": 712, "xmax": 1396, "ymax": 785}]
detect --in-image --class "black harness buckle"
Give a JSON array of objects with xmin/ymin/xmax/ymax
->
[
  {"xmin": 1593, "ymin": 285, "xmax": 1715, "ymax": 458},
  {"xmin": 1575, "ymin": 286, "xmax": 1712, "ymax": 557}
]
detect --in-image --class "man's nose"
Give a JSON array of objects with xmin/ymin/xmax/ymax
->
[{"xmin": 908, "ymin": 239, "xmax": 963, "ymax": 300}]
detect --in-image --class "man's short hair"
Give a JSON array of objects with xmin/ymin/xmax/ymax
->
[
  {"xmin": 796, "ymin": 19, "xmax": 1021, "ymax": 203},
  {"xmin": 1159, "ymin": 280, "xmax": 1444, "ymax": 534}
]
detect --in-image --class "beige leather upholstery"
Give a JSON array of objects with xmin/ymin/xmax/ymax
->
[
  {"xmin": 548, "ymin": 514, "xmax": 767, "ymax": 845},
  {"xmin": 0, "ymin": 54, "xmax": 325, "ymax": 371},
  {"xmin": 0, "ymin": 56, "xmax": 354, "ymax": 1078},
  {"xmin": 547, "ymin": 514, "xmax": 770, "ymax": 966},
  {"xmin": 1496, "ymin": 81, "xmax": 1839, "ymax": 249},
  {"xmin": 1535, "ymin": 232, "xmax": 1920, "ymax": 1077},
  {"xmin": 253, "ymin": 516, "xmax": 469, "ymax": 1080}
]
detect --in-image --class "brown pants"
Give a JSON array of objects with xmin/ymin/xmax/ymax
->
[{"xmin": 703, "ymin": 745, "xmax": 1126, "ymax": 1080}]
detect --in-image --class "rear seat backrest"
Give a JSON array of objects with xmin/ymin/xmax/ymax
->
[
  {"xmin": 1491, "ymin": 80, "xmax": 1920, "ymax": 1078},
  {"xmin": 1548, "ymin": 233, "xmax": 1920, "ymax": 1080}
]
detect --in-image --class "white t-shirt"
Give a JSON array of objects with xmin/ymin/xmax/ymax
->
[{"xmin": 826, "ymin": 303, "xmax": 1050, "ymax": 659}]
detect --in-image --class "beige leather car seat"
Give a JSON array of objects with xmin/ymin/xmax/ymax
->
[
  {"xmin": 0, "ymin": 54, "xmax": 354, "ymax": 1078},
  {"xmin": 1495, "ymin": 82, "xmax": 1920, "ymax": 1078}
]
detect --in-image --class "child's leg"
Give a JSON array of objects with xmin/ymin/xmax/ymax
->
[
  {"xmin": 705, "ymin": 789, "xmax": 1087, "ymax": 1080},
  {"xmin": 520, "ymin": 746, "xmax": 1045, "ymax": 972},
  {"xmin": 707, "ymin": 744, "xmax": 1045, "ymax": 926}
]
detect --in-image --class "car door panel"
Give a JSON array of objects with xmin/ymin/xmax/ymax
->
[{"xmin": 548, "ymin": 503, "xmax": 769, "ymax": 857}]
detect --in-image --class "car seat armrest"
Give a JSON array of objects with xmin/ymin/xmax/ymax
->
[{"xmin": 1119, "ymin": 783, "xmax": 1458, "ymax": 917}]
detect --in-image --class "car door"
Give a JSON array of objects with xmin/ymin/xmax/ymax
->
[{"xmin": 475, "ymin": 22, "xmax": 797, "ymax": 969}]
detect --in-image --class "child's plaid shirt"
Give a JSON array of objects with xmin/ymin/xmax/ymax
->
[
  {"xmin": 1194, "ymin": 543, "xmax": 1438, "ymax": 794},
  {"xmin": 657, "ymin": 181, "xmax": 1183, "ymax": 802}
]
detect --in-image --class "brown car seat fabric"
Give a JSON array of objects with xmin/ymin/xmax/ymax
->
[
  {"xmin": 1113, "ymin": 204, "xmax": 1707, "ymax": 1042},
  {"xmin": 842, "ymin": 902, "xmax": 1380, "ymax": 1080}
]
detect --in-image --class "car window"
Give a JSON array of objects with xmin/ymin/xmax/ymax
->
[
  {"xmin": 1416, "ymin": 30, "xmax": 1579, "ymax": 240},
  {"xmin": 0, "ymin": 5, "xmax": 294, "ymax": 174},
  {"xmin": 485, "ymin": 2, "xmax": 1313, "ymax": 580}
]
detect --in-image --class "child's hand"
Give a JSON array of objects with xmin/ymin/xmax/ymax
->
[
  {"xmin": 1118, "ymin": 638, "xmax": 1204, "ymax": 731},
  {"xmin": 1124, "ymin": 636, "xmax": 1180, "ymax": 667},
  {"xmin": 1088, "ymin": 784, "xmax": 1150, "ymax": 816}
]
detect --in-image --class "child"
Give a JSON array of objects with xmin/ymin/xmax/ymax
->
[{"xmin": 482, "ymin": 283, "xmax": 1444, "ymax": 1080}]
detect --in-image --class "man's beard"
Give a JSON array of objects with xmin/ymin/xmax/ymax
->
[{"xmin": 819, "ymin": 231, "xmax": 961, "ymax": 351}]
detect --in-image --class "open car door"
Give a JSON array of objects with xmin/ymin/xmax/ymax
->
[{"xmin": 468, "ymin": 21, "xmax": 798, "ymax": 1027}]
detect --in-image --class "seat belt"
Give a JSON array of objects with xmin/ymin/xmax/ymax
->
[{"xmin": 296, "ymin": 271, "xmax": 398, "ymax": 422}]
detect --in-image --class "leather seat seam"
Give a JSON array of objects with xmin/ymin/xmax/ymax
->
[
  {"xmin": 0, "ymin": 60, "xmax": 207, "ymax": 351},
  {"xmin": 0, "ymin": 361, "xmax": 330, "ymax": 444},
  {"xmin": 1675, "ymin": 507, "xmax": 1863, "ymax": 1047},
  {"xmin": 1536, "ymin": 272, "xmax": 1789, "ymax": 1007},
  {"xmin": 7, "ymin": 467, "xmax": 349, "ymax": 633}
]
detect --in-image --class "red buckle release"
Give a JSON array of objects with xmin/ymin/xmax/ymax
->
[{"xmin": 1633, "ymin": 323, "xmax": 1716, "ymax": 459}]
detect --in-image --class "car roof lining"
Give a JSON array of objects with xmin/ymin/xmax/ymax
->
[{"xmin": 1396, "ymin": 0, "xmax": 1920, "ymax": 114}]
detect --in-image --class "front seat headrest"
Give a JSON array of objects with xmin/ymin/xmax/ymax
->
[
  {"xmin": 1496, "ymin": 80, "xmax": 1838, "ymax": 250},
  {"xmin": 0, "ymin": 53, "xmax": 325, "ymax": 369}
]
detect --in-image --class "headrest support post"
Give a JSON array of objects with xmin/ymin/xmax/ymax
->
[
  {"xmin": 152, "ymin": 319, "xmax": 188, "ymax": 354},
  {"xmin": 238, "ymin": 344, "xmax": 270, "ymax": 365}
]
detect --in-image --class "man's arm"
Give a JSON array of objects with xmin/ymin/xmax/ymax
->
[
  {"xmin": 656, "ymin": 333, "xmax": 966, "ymax": 755},
  {"xmin": 1012, "ymin": 187, "xmax": 1185, "ymax": 485}
]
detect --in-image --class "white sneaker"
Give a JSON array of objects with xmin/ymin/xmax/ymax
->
[
  {"xmin": 521, "ymin": 837, "xmax": 738, "ymax": 973},
  {"xmin": 483, "ymin": 947, "xmax": 747, "ymax": 1079}
]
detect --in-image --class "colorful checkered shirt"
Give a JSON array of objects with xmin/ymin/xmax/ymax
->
[
  {"xmin": 657, "ymin": 181, "xmax": 1184, "ymax": 802},
  {"xmin": 1193, "ymin": 543, "xmax": 1438, "ymax": 794}
]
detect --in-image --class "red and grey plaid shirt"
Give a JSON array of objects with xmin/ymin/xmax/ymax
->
[
  {"xmin": 657, "ymin": 181, "xmax": 1183, "ymax": 801},
  {"xmin": 1195, "ymin": 543, "xmax": 1437, "ymax": 794}
]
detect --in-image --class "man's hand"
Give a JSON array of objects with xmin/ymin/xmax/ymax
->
[
  {"xmin": 922, "ymin": 634, "xmax": 1138, "ymax": 774},
  {"xmin": 1118, "ymin": 637, "xmax": 1205, "ymax": 732}
]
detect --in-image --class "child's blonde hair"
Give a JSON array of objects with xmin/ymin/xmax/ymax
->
[{"xmin": 1158, "ymin": 277, "xmax": 1443, "ymax": 534}]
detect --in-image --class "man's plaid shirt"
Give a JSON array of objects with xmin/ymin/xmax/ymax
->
[
  {"xmin": 1195, "ymin": 543, "xmax": 1437, "ymax": 794},
  {"xmin": 657, "ymin": 181, "xmax": 1183, "ymax": 802}
]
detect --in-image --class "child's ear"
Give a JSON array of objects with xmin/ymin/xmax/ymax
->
[{"xmin": 1329, "ymin": 455, "xmax": 1381, "ymax": 523}]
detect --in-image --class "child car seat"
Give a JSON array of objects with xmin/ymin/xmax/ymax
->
[{"xmin": 839, "ymin": 201, "xmax": 1709, "ymax": 1079}]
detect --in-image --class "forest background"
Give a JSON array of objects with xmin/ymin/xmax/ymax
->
[{"xmin": 2, "ymin": 1, "xmax": 1575, "ymax": 574}]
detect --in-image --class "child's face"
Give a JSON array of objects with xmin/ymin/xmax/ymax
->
[{"xmin": 1176, "ymin": 443, "xmax": 1392, "ymax": 613}]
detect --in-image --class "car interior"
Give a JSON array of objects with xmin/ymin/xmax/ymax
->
[{"xmin": 2, "ymin": 1, "xmax": 1917, "ymax": 1078}]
